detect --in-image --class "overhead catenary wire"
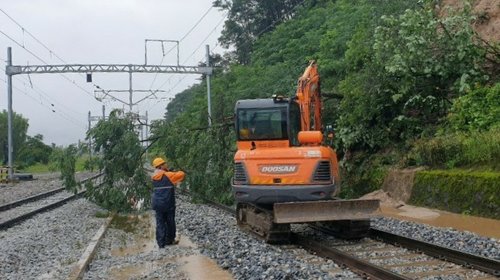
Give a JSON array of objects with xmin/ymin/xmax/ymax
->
[
  {"xmin": 0, "ymin": 57, "xmax": 86, "ymax": 122},
  {"xmin": 0, "ymin": 29, "xmax": 99, "ymax": 100},
  {"xmin": 0, "ymin": 8, "xmax": 109, "ymax": 97},
  {"xmin": 148, "ymin": 5, "xmax": 214, "ymax": 90},
  {"xmin": 149, "ymin": 0, "xmax": 307, "ymax": 113},
  {"xmin": 0, "ymin": 8, "xmax": 68, "ymax": 64},
  {"xmin": 0, "ymin": 76, "xmax": 87, "ymax": 128},
  {"xmin": 149, "ymin": 11, "xmax": 228, "ymax": 103}
]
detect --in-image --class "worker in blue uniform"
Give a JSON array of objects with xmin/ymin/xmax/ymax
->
[{"xmin": 151, "ymin": 157, "xmax": 185, "ymax": 248}]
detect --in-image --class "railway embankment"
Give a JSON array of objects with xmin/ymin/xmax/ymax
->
[{"xmin": 371, "ymin": 168, "xmax": 500, "ymax": 220}]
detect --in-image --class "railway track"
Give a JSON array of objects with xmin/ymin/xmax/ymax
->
[
  {"xmin": 198, "ymin": 196, "xmax": 500, "ymax": 280},
  {"xmin": 0, "ymin": 173, "xmax": 103, "ymax": 230}
]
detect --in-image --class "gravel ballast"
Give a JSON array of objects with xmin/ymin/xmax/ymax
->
[
  {"xmin": 176, "ymin": 196, "xmax": 361, "ymax": 280},
  {"xmin": 372, "ymin": 217, "xmax": 500, "ymax": 260},
  {"xmin": 0, "ymin": 171, "xmax": 95, "ymax": 205},
  {"xmin": 0, "ymin": 199, "xmax": 107, "ymax": 279},
  {"xmin": 84, "ymin": 214, "xmax": 195, "ymax": 280},
  {"xmin": 84, "ymin": 196, "xmax": 361, "ymax": 280}
]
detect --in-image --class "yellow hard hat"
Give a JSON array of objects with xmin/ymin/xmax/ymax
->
[
  {"xmin": 152, "ymin": 157, "xmax": 167, "ymax": 168},
  {"xmin": 240, "ymin": 128, "xmax": 250, "ymax": 139}
]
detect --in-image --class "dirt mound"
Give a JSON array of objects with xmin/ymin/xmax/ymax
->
[
  {"xmin": 441, "ymin": 0, "xmax": 500, "ymax": 42},
  {"xmin": 381, "ymin": 167, "xmax": 425, "ymax": 203},
  {"xmin": 360, "ymin": 189, "xmax": 405, "ymax": 208}
]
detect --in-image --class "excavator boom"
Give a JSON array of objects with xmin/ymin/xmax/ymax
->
[{"xmin": 296, "ymin": 61, "xmax": 322, "ymax": 131}]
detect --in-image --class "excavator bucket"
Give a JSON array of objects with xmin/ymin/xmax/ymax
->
[{"xmin": 273, "ymin": 199, "xmax": 380, "ymax": 224}]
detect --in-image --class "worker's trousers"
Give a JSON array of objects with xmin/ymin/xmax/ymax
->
[{"xmin": 154, "ymin": 208, "xmax": 176, "ymax": 248}]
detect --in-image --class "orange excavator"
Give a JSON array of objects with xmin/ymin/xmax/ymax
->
[{"xmin": 232, "ymin": 61, "xmax": 379, "ymax": 242}]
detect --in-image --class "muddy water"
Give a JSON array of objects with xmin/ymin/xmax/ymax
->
[
  {"xmin": 380, "ymin": 205, "xmax": 500, "ymax": 239},
  {"xmin": 109, "ymin": 213, "xmax": 233, "ymax": 279},
  {"xmin": 178, "ymin": 255, "xmax": 233, "ymax": 280}
]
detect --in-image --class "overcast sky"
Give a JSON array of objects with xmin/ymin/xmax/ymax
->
[{"xmin": 0, "ymin": 0, "xmax": 225, "ymax": 146}]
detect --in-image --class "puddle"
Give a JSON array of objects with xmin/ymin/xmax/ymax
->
[
  {"xmin": 109, "ymin": 263, "xmax": 152, "ymax": 279},
  {"xmin": 178, "ymin": 255, "xmax": 233, "ymax": 280},
  {"xmin": 109, "ymin": 235, "xmax": 232, "ymax": 280},
  {"xmin": 111, "ymin": 214, "xmax": 155, "ymax": 257},
  {"xmin": 111, "ymin": 214, "xmax": 149, "ymax": 233},
  {"xmin": 108, "ymin": 213, "xmax": 232, "ymax": 279},
  {"xmin": 111, "ymin": 237, "xmax": 155, "ymax": 257},
  {"xmin": 178, "ymin": 235, "xmax": 198, "ymax": 248},
  {"xmin": 380, "ymin": 205, "xmax": 500, "ymax": 239}
]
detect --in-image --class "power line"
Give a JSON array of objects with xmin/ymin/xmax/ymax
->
[
  {"xmin": 0, "ymin": 8, "xmax": 68, "ymax": 64},
  {"xmin": 184, "ymin": 12, "xmax": 228, "ymax": 65},
  {"xmin": 0, "ymin": 8, "xmax": 110, "ymax": 96},
  {"xmin": 0, "ymin": 59, "xmax": 86, "ymax": 121},
  {"xmin": 150, "ymin": 0, "xmax": 307, "ymax": 112},
  {"xmin": 0, "ymin": 76, "xmax": 87, "ymax": 128},
  {"xmin": 153, "ymin": 12, "xmax": 228, "ymax": 95},
  {"xmin": 148, "ymin": 5, "xmax": 214, "ymax": 90},
  {"xmin": 0, "ymin": 28, "xmax": 97, "ymax": 99},
  {"xmin": 180, "ymin": 6, "xmax": 214, "ymax": 42}
]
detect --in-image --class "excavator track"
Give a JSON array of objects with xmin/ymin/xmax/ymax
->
[{"xmin": 236, "ymin": 203, "xmax": 291, "ymax": 244}]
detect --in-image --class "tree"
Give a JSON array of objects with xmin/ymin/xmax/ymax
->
[
  {"xmin": 213, "ymin": 0, "xmax": 306, "ymax": 64},
  {"xmin": 85, "ymin": 109, "xmax": 148, "ymax": 211},
  {"xmin": 17, "ymin": 134, "xmax": 53, "ymax": 166},
  {"xmin": 0, "ymin": 110, "xmax": 29, "ymax": 165}
]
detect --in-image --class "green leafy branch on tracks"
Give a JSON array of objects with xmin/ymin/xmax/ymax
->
[
  {"xmin": 52, "ymin": 145, "xmax": 78, "ymax": 194},
  {"xmin": 85, "ymin": 109, "xmax": 149, "ymax": 211}
]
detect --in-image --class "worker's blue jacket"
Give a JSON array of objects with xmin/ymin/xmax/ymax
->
[{"xmin": 151, "ymin": 169, "xmax": 185, "ymax": 212}]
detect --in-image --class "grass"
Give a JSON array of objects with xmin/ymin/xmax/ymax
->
[
  {"xmin": 407, "ymin": 128, "xmax": 500, "ymax": 170},
  {"xmin": 23, "ymin": 162, "xmax": 51, "ymax": 173},
  {"xmin": 21, "ymin": 156, "xmax": 90, "ymax": 174}
]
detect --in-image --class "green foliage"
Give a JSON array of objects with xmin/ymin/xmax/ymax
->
[
  {"xmin": 447, "ymin": 83, "xmax": 500, "ymax": 132},
  {"xmin": 0, "ymin": 110, "xmax": 29, "ymax": 165},
  {"xmin": 85, "ymin": 110, "xmax": 148, "ymax": 211},
  {"xmin": 17, "ymin": 134, "xmax": 53, "ymax": 167},
  {"xmin": 411, "ymin": 170, "xmax": 500, "ymax": 218},
  {"xmin": 337, "ymin": 1, "xmax": 492, "ymax": 152},
  {"xmin": 51, "ymin": 145, "xmax": 78, "ymax": 193},
  {"xmin": 407, "ymin": 128, "xmax": 500, "ymax": 169},
  {"xmin": 151, "ymin": 0, "xmax": 498, "ymax": 202},
  {"xmin": 339, "ymin": 152, "xmax": 395, "ymax": 198},
  {"xmin": 213, "ymin": 0, "xmax": 307, "ymax": 64}
]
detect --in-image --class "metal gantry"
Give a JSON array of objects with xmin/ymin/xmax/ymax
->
[{"xmin": 4, "ymin": 46, "xmax": 213, "ymax": 179}]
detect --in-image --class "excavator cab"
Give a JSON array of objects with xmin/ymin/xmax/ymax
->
[{"xmin": 236, "ymin": 98, "xmax": 300, "ymax": 144}]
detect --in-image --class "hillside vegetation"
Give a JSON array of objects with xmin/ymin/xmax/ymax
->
[{"xmin": 150, "ymin": 0, "xmax": 500, "ymax": 204}]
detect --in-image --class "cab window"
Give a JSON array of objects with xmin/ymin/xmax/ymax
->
[{"xmin": 237, "ymin": 108, "xmax": 287, "ymax": 140}]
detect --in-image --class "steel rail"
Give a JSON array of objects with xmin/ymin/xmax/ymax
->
[
  {"xmin": 188, "ymin": 194, "xmax": 408, "ymax": 279},
  {"xmin": 0, "ymin": 173, "xmax": 103, "ymax": 212},
  {"xmin": 0, "ymin": 174, "xmax": 103, "ymax": 230},
  {"xmin": 0, "ymin": 192, "xmax": 84, "ymax": 230},
  {"xmin": 370, "ymin": 228, "xmax": 500, "ymax": 276},
  {"xmin": 293, "ymin": 234, "xmax": 410, "ymax": 280}
]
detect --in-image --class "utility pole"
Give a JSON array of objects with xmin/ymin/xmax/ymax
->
[
  {"xmin": 129, "ymin": 71, "xmax": 133, "ymax": 112},
  {"xmin": 88, "ymin": 111, "xmax": 92, "ymax": 158},
  {"xmin": 206, "ymin": 44, "xmax": 212, "ymax": 127},
  {"xmin": 6, "ymin": 47, "xmax": 13, "ymax": 179}
]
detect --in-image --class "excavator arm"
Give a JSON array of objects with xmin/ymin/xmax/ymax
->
[{"xmin": 295, "ymin": 60, "xmax": 322, "ymax": 132}]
